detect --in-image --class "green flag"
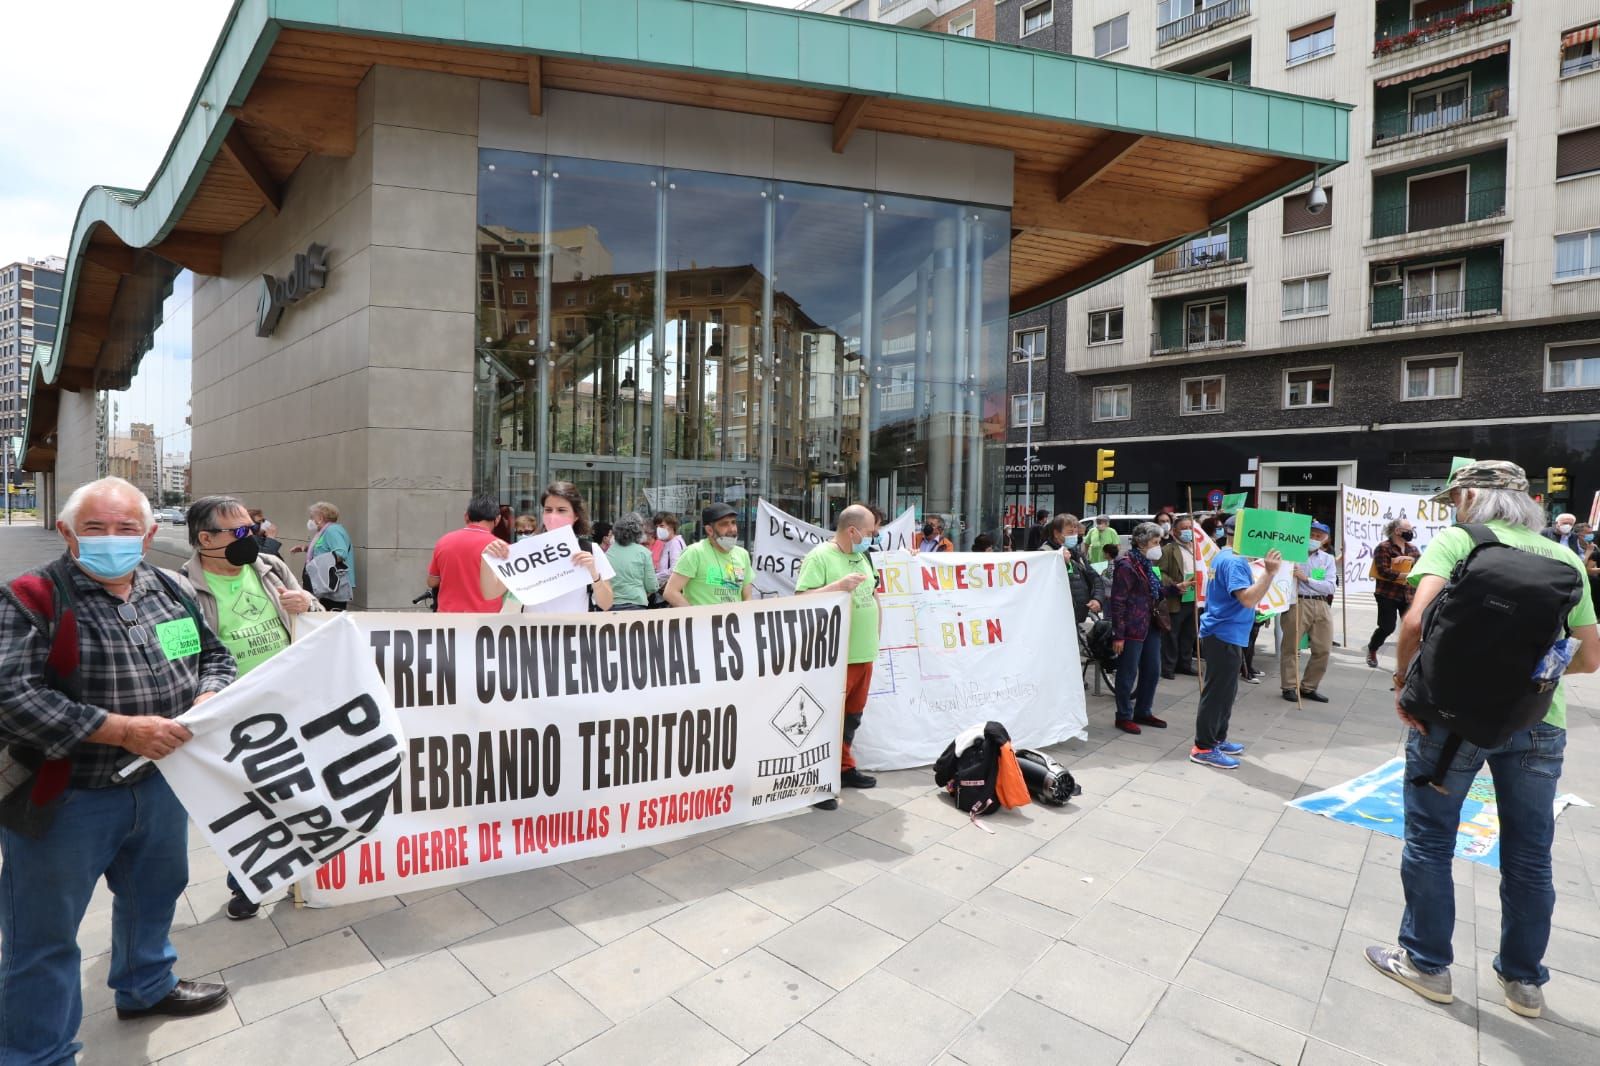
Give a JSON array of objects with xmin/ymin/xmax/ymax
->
[
  {"xmin": 1233, "ymin": 508, "xmax": 1313, "ymax": 563},
  {"xmin": 1450, "ymin": 456, "xmax": 1474, "ymax": 475}
]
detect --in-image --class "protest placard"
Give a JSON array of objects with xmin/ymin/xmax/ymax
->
[
  {"xmin": 752, "ymin": 499, "xmax": 917, "ymax": 598},
  {"xmin": 1233, "ymin": 508, "xmax": 1312, "ymax": 563},
  {"xmin": 1220, "ymin": 492, "xmax": 1249, "ymax": 512},
  {"xmin": 483, "ymin": 525, "xmax": 614, "ymax": 607},
  {"xmin": 148, "ymin": 616, "xmax": 406, "ymax": 903},
  {"xmin": 295, "ymin": 596, "xmax": 847, "ymax": 905},
  {"xmin": 1339, "ymin": 486, "xmax": 1454, "ymax": 593}
]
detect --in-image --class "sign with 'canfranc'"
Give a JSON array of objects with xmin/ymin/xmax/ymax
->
[{"xmin": 294, "ymin": 597, "xmax": 847, "ymax": 905}]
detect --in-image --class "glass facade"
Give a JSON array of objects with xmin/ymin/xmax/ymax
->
[{"xmin": 475, "ymin": 151, "xmax": 1009, "ymax": 547}]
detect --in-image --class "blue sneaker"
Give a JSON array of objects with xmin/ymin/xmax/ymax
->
[
  {"xmin": 1190, "ymin": 747, "xmax": 1240, "ymax": 770},
  {"xmin": 1216, "ymin": 741, "xmax": 1246, "ymax": 756}
]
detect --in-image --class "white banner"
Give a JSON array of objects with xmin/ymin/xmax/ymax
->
[
  {"xmin": 752, "ymin": 499, "xmax": 917, "ymax": 598},
  {"xmin": 853, "ymin": 551, "xmax": 1087, "ymax": 770},
  {"xmin": 483, "ymin": 526, "xmax": 614, "ymax": 607},
  {"xmin": 1339, "ymin": 486, "xmax": 1454, "ymax": 594},
  {"xmin": 296, "ymin": 598, "xmax": 846, "ymax": 905},
  {"xmin": 152, "ymin": 617, "xmax": 406, "ymax": 903}
]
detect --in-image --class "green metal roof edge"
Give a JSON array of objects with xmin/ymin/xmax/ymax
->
[{"xmin": 33, "ymin": 0, "xmax": 1349, "ymax": 419}]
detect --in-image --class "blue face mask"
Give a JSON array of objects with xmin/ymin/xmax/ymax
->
[
  {"xmin": 1063, "ymin": 535, "xmax": 1080, "ymax": 549},
  {"xmin": 851, "ymin": 532, "xmax": 873, "ymax": 554},
  {"xmin": 1178, "ymin": 529, "xmax": 1194, "ymax": 543},
  {"xmin": 74, "ymin": 534, "xmax": 146, "ymax": 580},
  {"xmin": 1586, "ymin": 533, "xmax": 1596, "ymax": 543}
]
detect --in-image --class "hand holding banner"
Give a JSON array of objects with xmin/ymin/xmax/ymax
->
[
  {"xmin": 484, "ymin": 525, "xmax": 614, "ymax": 607},
  {"xmin": 1234, "ymin": 508, "xmax": 1312, "ymax": 563},
  {"xmin": 753, "ymin": 499, "xmax": 917, "ymax": 598}
]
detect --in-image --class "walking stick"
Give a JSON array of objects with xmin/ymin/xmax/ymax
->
[
  {"xmin": 1187, "ymin": 488, "xmax": 1202, "ymax": 690},
  {"xmin": 1291, "ymin": 593, "xmax": 1303, "ymax": 711}
]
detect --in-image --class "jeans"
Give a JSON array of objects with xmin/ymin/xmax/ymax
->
[
  {"xmin": 1113, "ymin": 637, "xmax": 1163, "ymax": 722},
  {"xmin": 1161, "ymin": 608, "xmax": 1197, "ymax": 673},
  {"xmin": 1196, "ymin": 635, "xmax": 1242, "ymax": 750},
  {"xmin": 1400, "ymin": 724, "xmax": 1565, "ymax": 984},
  {"xmin": 0, "ymin": 774, "xmax": 188, "ymax": 1066},
  {"xmin": 1368, "ymin": 596, "xmax": 1408, "ymax": 652}
]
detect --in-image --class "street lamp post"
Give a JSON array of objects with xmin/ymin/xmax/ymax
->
[
  {"xmin": 3, "ymin": 435, "xmax": 12, "ymax": 526},
  {"xmin": 1010, "ymin": 346, "xmax": 1035, "ymax": 518}
]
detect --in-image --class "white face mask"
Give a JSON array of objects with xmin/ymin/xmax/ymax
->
[
  {"xmin": 306, "ymin": 518, "xmax": 318, "ymax": 534},
  {"xmin": 656, "ymin": 526, "xmax": 671, "ymax": 541},
  {"xmin": 714, "ymin": 535, "xmax": 739, "ymax": 551},
  {"xmin": 1144, "ymin": 546, "xmax": 1163, "ymax": 561},
  {"xmin": 1557, "ymin": 523, "xmax": 1574, "ymax": 535}
]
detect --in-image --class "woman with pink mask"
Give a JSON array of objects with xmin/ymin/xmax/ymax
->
[{"xmin": 480, "ymin": 481, "xmax": 614, "ymax": 613}]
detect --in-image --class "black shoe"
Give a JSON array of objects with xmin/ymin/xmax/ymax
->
[
  {"xmin": 1282, "ymin": 689, "xmax": 1298, "ymax": 702},
  {"xmin": 1161, "ymin": 671, "xmax": 1177, "ymax": 680},
  {"xmin": 813, "ymin": 797, "xmax": 839, "ymax": 811},
  {"xmin": 1132, "ymin": 715, "xmax": 1167, "ymax": 729},
  {"xmin": 116, "ymin": 979, "xmax": 229, "ymax": 1020},
  {"xmin": 226, "ymin": 891, "xmax": 260, "ymax": 921},
  {"xmin": 1176, "ymin": 666, "xmax": 1200, "ymax": 676},
  {"xmin": 1300, "ymin": 690, "xmax": 1330, "ymax": 704},
  {"xmin": 1366, "ymin": 649, "xmax": 1379, "ymax": 668},
  {"xmin": 841, "ymin": 768, "xmax": 877, "ymax": 789}
]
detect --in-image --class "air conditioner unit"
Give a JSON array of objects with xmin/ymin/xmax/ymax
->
[{"xmin": 1373, "ymin": 266, "xmax": 1402, "ymax": 285}]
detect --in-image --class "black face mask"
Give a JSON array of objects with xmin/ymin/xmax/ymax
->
[
  {"xmin": 922, "ymin": 523, "xmax": 935, "ymax": 537},
  {"xmin": 215, "ymin": 535, "xmax": 261, "ymax": 566},
  {"xmin": 1400, "ymin": 530, "xmax": 1415, "ymax": 542}
]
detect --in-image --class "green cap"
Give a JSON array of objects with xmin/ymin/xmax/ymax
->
[{"xmin": 1430, "ymin": 459, "xmax": 1529, "ymax": 503}]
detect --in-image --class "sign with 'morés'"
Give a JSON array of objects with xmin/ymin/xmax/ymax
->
[{"xmin": 256, "ymin": 243, "xmax": 328, "ymax": 338}]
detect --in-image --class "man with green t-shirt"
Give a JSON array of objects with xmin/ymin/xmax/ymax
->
[
  {"xmin": 1084, "ymin": 515, "xmax": 1118, "ymax": 564},
  {"xmin": 665, "ymin": 503, "xmax": 754, "ymax": 608},
  {"xmin": 1364, "ymin": 461, "xmax": 1599, "ymax": 1022},
  {"xmin": 183, "ymin": 495, "xmax": 322, "ymax": 921},
  {"xmin": 795, "ymin": 504, "xmax": 882, "ymax": 809}
]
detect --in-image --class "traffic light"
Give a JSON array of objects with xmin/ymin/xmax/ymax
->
[
  {"xmin": 1547, "ymin": 467, "xmax": 1569, "ymax": 495},
  {"xmin": 1084, "ymin": 481, "xmax": 1100, "ymax": 507},
  {"xmin": 1095, "ymin": 448, "xmax": 1116, "ymax": 482}
]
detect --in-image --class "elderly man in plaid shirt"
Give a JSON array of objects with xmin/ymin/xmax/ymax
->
[{"xmin": 0, "ymin": 477, "xmax": 236, "ymax": 1065}]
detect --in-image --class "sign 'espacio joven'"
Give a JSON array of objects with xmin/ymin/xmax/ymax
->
[{"xmin": 256, "ymin": 243, "xmax": 329, "ymax": 337}]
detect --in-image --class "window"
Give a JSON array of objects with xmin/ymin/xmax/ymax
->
[
  {"xmin": 563, "ymin": 291, "xmax": 576, "ymax": 307},
  {"xmin": 1094, "ymin": 15, "xmax": 1129, "ymax": 57},
  {"xmin": 1021, "ymin": 1, "xmax": 1053, "ymax": 36},
  {"xmin": 709, "ymin": 278, "xmax": 725, "ymax": 297},
  {"xmin": 1404, "ymin": 261, "xmax": 1464, "ymax": 321},
  {"xmin": 1557, "ymin": 127, "xmax": 1600, "ymax": 180},
  {"xmin": 514, "ymin": 318, "xmax": 532, "ymax": 335},
  {"xmin": 1283, "ymin": 189, "xmax": 1333, "ymax": 233},
  {"xmin": 1556, "ymin": 229, "xmax": 1600, "ymax": 280},
  {"xmin": 1180, "ymin": 376, "xmax": 1225, "ymax": 415},
  {"xmin": 1408, "ymin": 78, "xmax": 1468, "ymax": 136},
  {"xmin": 614, "ymin": 283, "xmax": 630, "ymax": 297},
  {"xmin": 1406, "ymin": 168, "xmax": 1468, "ymax": 231},
  {"xmin": 1184, "ymin": 298, "xmax": 1228, "ymax": 347},
  {"xmin": 1012, "ymin": 327, "xmax": 1047, "ymax": 360},
  {"xmin": 1011, "ymin": 392, "xmax": 1045, "ymax": 427},
  {"xmin": 512, "ymin": 290, "xmax": 529, "ymax": 306},
  {"xmin": 1282, "ymin": 275, "xmax": 1330, "ymax": 318},
  {"xmin": 1288, "ymin": 16, "xmax": 1335, "ymax": 64},
  {"xmin": 1088, "ymin": 308, "xmax": 1124, "ymax": 345},
  {"xmin": 1157, "ymin": 0, "xmax": 1227, "ymax": 28},
  {"xmin": 1102, "ymin": 482, "xmax": 1150, "ymax": 514},
  {"xmin": 841, "ymin": 1, "xmax": 866, "ymax": 19},
  {"xmin": 950, "ymin": 12, "xmax": 976, "ymax": 37},
  {"xmin": 1546, "ymin": 341, "xmax": 1600, "ymax": 390},
  {"xmin": 1403, "ymin": 354, "xmax": 1462, "ymax": 400},
  {"xmin": 1561, "ymin": 25, "xmax": 1599, "ymax": 77},
  {"xmin": 509, "ymin": 262, "xmax": 526, "ymax": 279},
  {"xmin": 1284, "ymin": 366, "xmax": 1333, "ymax": 408},
  {"xmin": 1092, "ymin": 385, "xmax": 1132, "ymax": 422}
]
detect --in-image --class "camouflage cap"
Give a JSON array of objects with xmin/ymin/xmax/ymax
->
[{"xmin": 1430, "ymin": 459, "xmax": 1529, "ymax": 503}]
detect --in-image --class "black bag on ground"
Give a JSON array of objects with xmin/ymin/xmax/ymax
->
[
  {"xmin": 934, "ymin": 721, "xmax": 1010, "ymax": 816},
  {"xmin": 1084, "ymin": 618, "xmax": 1117, "ymax": 673},
  {"xmin": 1399, "ymin": 523, "xmax": 1583, "ymax": 791},
  {"xmin": 1013, "ymin": 748, "xmax": 1081, "ymax": 806}
]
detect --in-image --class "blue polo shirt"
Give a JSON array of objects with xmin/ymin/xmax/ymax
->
[{"xmin": 1200, "ymin": 548, "xmax": 1255, "ymax": 647}]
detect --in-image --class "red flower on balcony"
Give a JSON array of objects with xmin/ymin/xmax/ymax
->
[{"xmin": 1372, "ymin": 1, "xmax": 1513, "ymax": 57}]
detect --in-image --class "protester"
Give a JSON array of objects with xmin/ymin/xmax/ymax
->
[
  {"xmin": 1280, "ymin": 521, "xmax": 1337, "ymax": 703},
  {"xmin": 651, "ymin": 512, "xmax": 686, "ymax": 592},
  {"xmin": 1085, "ymin": 514, "xmax": 1118, "ymax": 562},
  {"xmin": 482, "ymin": 482, "xmax": 614, "ymax": 613},
  {"xmin": 664, "ymin": 503, "xmax": 754, "ymax": 606},
  {"xmin": 248, "ymin": 508, "xmax": 282, "ymax": 557},
  {"xmin": 0, "ymin": 478, "xmax": 237, "ymax": 1060},
  {"xmin": 1580, "ymin": 523, "xmax": 1600, "ymax": 603},
  {"xmin": 1023, "ymin": 509, "xmax": 1049, "ymax": 551},
  {"xmin": 1108, "ymin": 522, "xmax": 1171, "ymax": 735},
  {"xmin": 795, "ymin": 504, "xmax": 882, "ymax": 807},
  {"xmin": 1240, "ymin": 617, "xmax": 1267, "ymax": 684},
  {"xmin": 1045, "ymin": 514, "xmax": 1104, "ymax": 622},
  {"xmin": 1158, "ymin": 514, "xmax": 1200, "ymax": 679},
  {"xmin": 971, "ymin": 533, "xmax": 995, "ymax": 552},
  {"xmin": 1367, "ymin": 517, "xmax": 1419, "ymax": 668},
  {"xmin": 291, "ymin": 501, "xmax": 356, "ymax": 610},
  {"xmin": 492, "ymin": 504, "xmax": 515, "ymax": 544},
  {"xmin": 592, "ymin": 522, "xmax": 614, "ymax": 553},
  {"xmin": 606, "ymin": 512, "xmax": 658, "ymax": 611},
  {"xmin": 1541, "ymin": 512, "xmax": 1585, "ymax": 557},
  {"xmin": 916, "ymin": 515, "xmax": 954, "ymax": 553},
  {"xmin": 1155, "ymin": 513, "xmax": 1173, "ymax": 541},
  {"xmin": 1101, "ymin": 543, "xmax": 1120, "ymax": 564},
  {"xmin": 183, "ymin": 494, "xmax": 321, "ymax": 919},
  {"xmin": 427, "ymin": 495, "xmax": 506, "ymax": 614},
  {"xmin": 1193, "ymin": 515, "xmax": 1281, "ymax": 769},
  {"xmin": 1366, "ymin": 461, "xmax": 1599, "ymax": 1020},
  {"xmin": 514, "ymin": 513, "xmax": 538, "ymax": 540}
]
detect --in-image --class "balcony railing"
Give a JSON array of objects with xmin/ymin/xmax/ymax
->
[
  {"xmin": 1370, "ymin": 284, "xmax": 1502, "ymax": 327},
  {"xmin": 1373, "ymin": 1, "xmax": 1512, "ymax": 58},
  {"xmin": 1150, "ymin": 330, "xmax": 1247, "ymax": 356},
  {"xmin": 1153, "ymin": 238, "xmax": 1246, "ymax": 275},
  {"xmin": 1157, "ymin": 0, "xmax": 1250, "ymax": 48},
  {"xmin": 1373, "ymin": 87, "xmax": 1509, "ymax": 146},
  {"xmin": 1371, "ymin": 187, "xmax": 1506, "ymax": 239}
]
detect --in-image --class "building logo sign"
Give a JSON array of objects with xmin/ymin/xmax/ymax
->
[{"xmin": 256, "ymin": 243, "xmax": 328, "ymax": 338}]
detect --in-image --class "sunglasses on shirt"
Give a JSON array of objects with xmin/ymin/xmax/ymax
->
[{"xmin": 115, "ymin": 601, "xmax": 149, "ymax": 648}]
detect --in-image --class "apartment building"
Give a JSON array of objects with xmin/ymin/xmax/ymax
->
[
  {"xmin": 0, "ymin": 257, "xmax": 65, "ymax": 443},
  {"xmin": 1004, "ymin": 1, "xmax": 1600, "ymax": 524}
]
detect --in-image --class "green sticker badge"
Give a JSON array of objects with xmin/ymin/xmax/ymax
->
[{"xmin": 155, "ymin": 617, "xmax": 202, "ymax": 660}]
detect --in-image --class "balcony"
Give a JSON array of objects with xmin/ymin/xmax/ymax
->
[
  {"xmin": 875, "ymin": 0, "xmax": 938, "ymax": 27},
  {"xmin": 1371, "ymin": 187, "xmax": 1505, "ymax": 239},
  {"xmin": 1150, "ymin": 330, "xmax": 1246, "ymax": 356},
  {"xmin": 1157, "ymin": 0, "xmax": 1250, "ymax": 49},
  {"xmin": 1370, "ymin": 284, "xmax": 1502, "ymax": 327},
  {"xmin": 1372, "ymin": 87, "xmax": 1508, "ymax": 147},
  {"xmin": 1373, "ymin": 1, "xmax": 1512, "ymax": 58},
  {"xmin": 1153, "ymin": 235, "xmax": 1246, "ymax": 276}
]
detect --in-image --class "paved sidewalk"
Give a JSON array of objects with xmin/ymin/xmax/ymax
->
[{"xmin": 4, "ymin": 527, "xmax": 1598, "ymax": 1065}]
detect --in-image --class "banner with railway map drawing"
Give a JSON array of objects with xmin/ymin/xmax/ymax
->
[
  {"xmin": 1339, "ymin": 486, "xmax": 1454, "ymax": 594},
  {"xmin": 295, "ymin": 597, "xmax": 846, "ymax": 905},
  {"xmin": 852, "ymin": 551, "xmax": 1088, "ymax": 770},
  {"xmin": 751, "ymin": 499, "xmax": 918, "ymax": 598}
]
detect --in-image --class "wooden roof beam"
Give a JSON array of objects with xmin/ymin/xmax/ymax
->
[
  {"xmin": 220, "ymin": 125, "xmax": 283, "ymax": 215},
  {"xmin": 1010, "ymin": 243, "xmax": 1159, "ymax": 314},
  {"xmin": 528, "ymin": 55, "xmax": 542, "ymax": 116},
  {"xmin": 1209, "ymin": 158, "xmax": 1315, "ymax": 220},
  {"xmin": 1055, "ymin": 133, "xmax": 1144, "ymax": 202},
  {"xmin": 227, "ymin": 77, "xmax": 357, "ymax": 157},
  {"xmin": 1014, "ymin": 170, "xmax": 1211, "ymax": 246},
  {"xmin": 833, "ymin": 94, "xmax": 871, "ymax": 154},
  {"xmin": 152, "ymin": 231, "xmax": 224, "ymax": 276}
]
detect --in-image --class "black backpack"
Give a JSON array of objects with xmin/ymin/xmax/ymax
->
[
  {"xmin": 1400, "ymin": 524, "xmax": 1583, "ymax": 791},
  {"xmin": 1014, "ymin": 748, "xmax": 1081, "ymax": 806},
  {"xmin": 934, "ymin": 721, "xmax": 1010, "ymax": 816}
]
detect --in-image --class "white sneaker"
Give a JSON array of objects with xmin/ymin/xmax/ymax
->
[{"xmin": 1364, "ymin": 945, "xmax": 1453, "ymax": 1004}]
